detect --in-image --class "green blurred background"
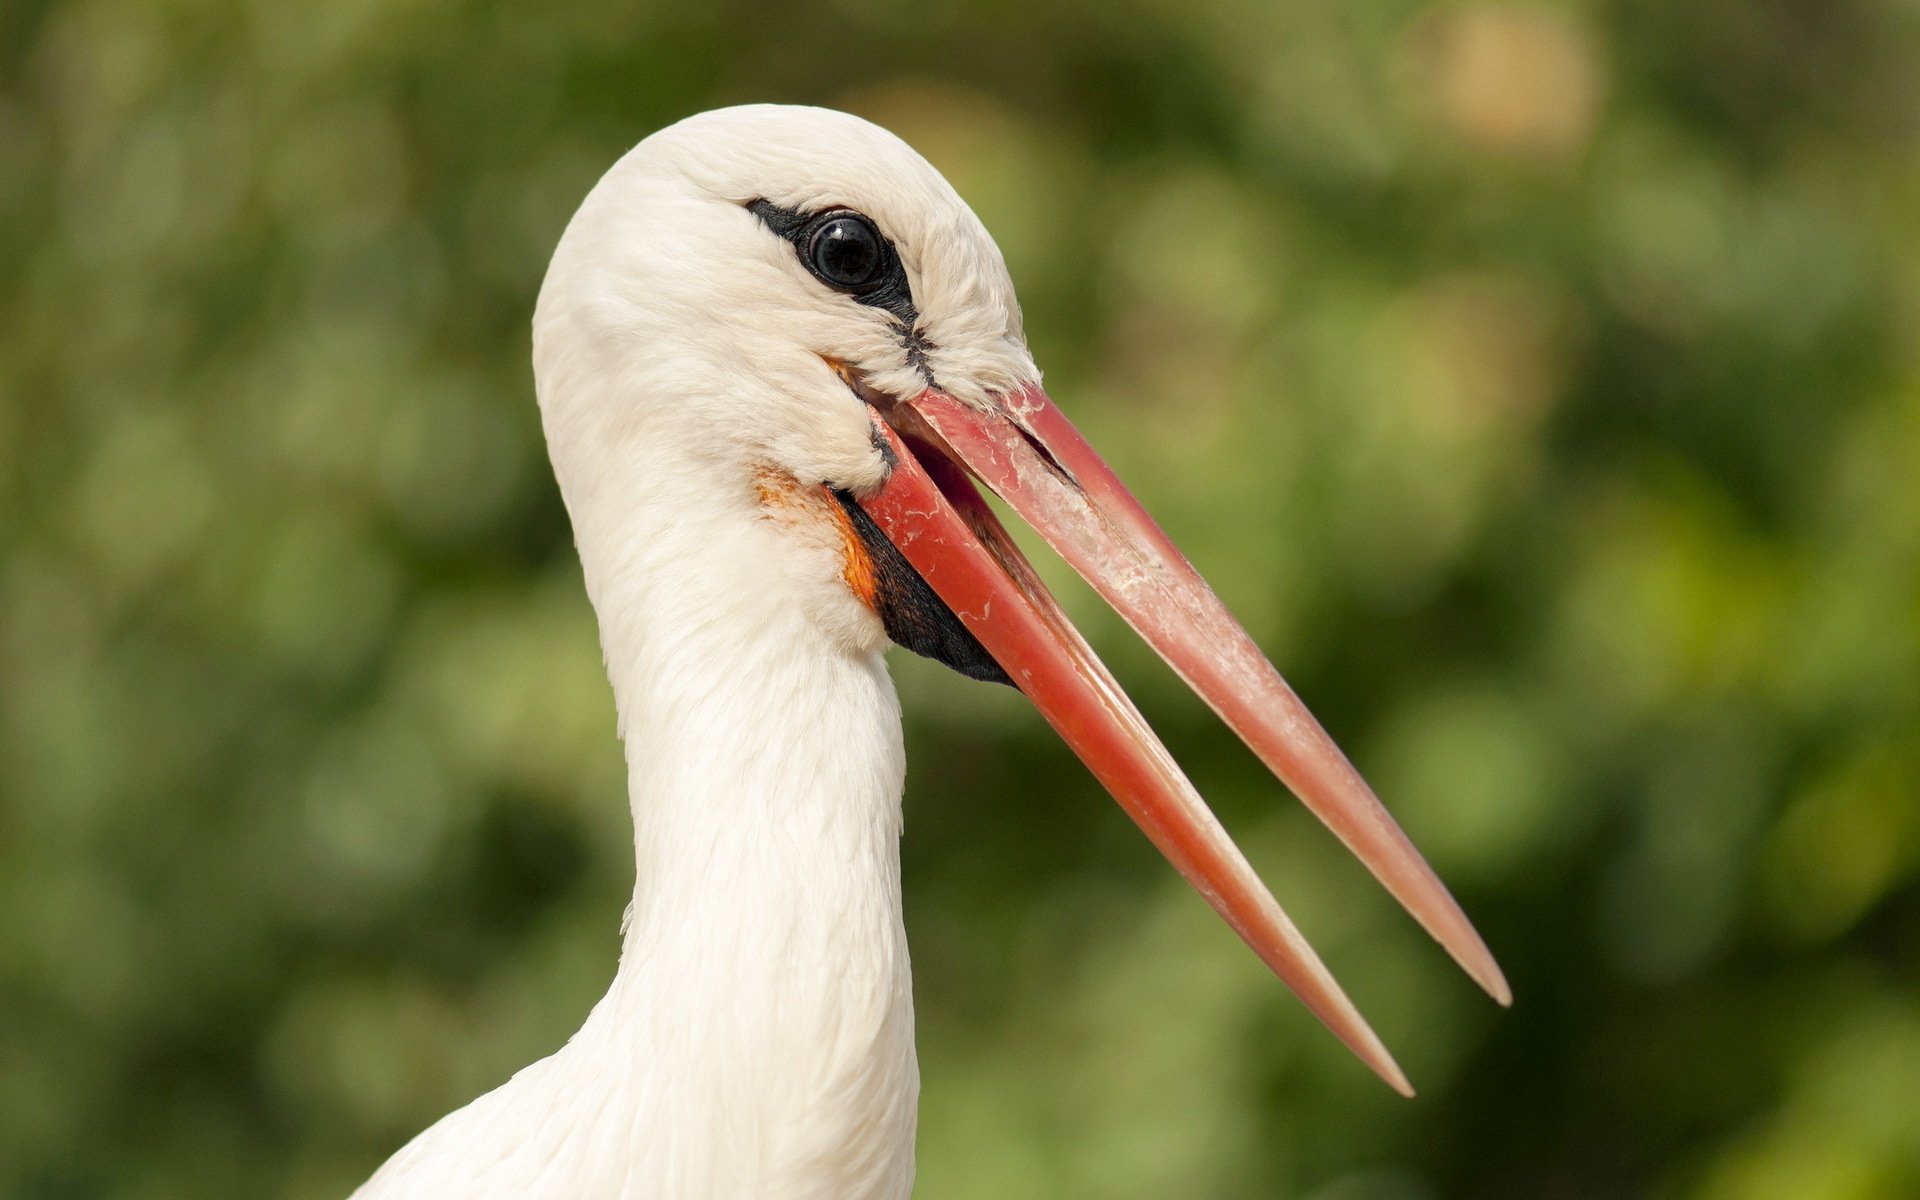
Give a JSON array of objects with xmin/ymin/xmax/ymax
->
[{"xmin": 4, "ymin": 0, "xmax": 1919, "ymax": 1196}]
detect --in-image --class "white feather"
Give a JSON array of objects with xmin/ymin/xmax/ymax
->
[{"xmin": 352, "ymin": 105, "xmax": 1040, "ymax": 1199}]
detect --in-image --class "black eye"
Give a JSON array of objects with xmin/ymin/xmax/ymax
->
[
  {"xmin": 748, "ymin": 199, "xmax": 916, "ymax": 324},
  {"xmin": 806, "ymin": 214, "xmax": 887, "ymax": 292}
]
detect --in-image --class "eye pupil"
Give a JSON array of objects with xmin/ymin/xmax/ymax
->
[{"xmin": 808, "ymin": 215, "xmax": 886, "ymax": 291}]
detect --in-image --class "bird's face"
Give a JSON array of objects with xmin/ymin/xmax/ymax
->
[
  {"xmin": 533, "ymin": 105, "xmax": 1505, "ymax": 1093},
  {"xmin": 533, "ymin": 105, "xmax": 1033, "ymax": 503}
]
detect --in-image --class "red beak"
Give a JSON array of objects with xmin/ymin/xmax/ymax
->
[{"xmin": 856, "ymin": 383, "xmax": 1509, "ymax": 1097}]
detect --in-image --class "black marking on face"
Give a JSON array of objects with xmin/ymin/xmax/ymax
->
[
  {"xmin": 868, "ymin": 421, "xmax": 899, "ymax": 472},
  {"xmin": 749, "ymin": 199, "xmax": 937, "ymax": 387},
  {"xmin": 902, "ymin": 329, "xmax": 937, "ymax": 383},
  {"xmin": 830, "ymin": 489, "xmax": 1012, "ymax": 687}
]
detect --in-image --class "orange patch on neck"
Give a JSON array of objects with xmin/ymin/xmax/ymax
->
[
  {"xmin": 753, "ymin": 467, "xmax": 798, "ymax": 513},
  {"xmin": 828, "ymin": 492, "xmax": 880, "ymax": 611},
  {"xmin": 821, "ymin": 355, "xmax": 858, "ymax": 387},
  {"xmin": 751, "ymin": 465, "xmax": 880, "ymax": 614}
]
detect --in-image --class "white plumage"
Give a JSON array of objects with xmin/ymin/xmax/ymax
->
[
  {"xmin": 356, "ymin": 104, "xmax": 1030, "ymax": 1200},
  {"xmin": 352, "ymin": 103, "xmax": 1505, "ymax": 1200}
]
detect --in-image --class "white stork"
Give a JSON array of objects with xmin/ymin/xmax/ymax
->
[{"xmin": 351, "ymin": 103, "xmax": 1508, "ymax": 1200}]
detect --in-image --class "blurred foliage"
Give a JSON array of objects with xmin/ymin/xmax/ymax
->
[{"xmin": 3, "ymin": 0, "xmax": 1919, "ymax": 1196}]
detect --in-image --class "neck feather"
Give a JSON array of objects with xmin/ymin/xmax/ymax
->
[
  {"xmin": 567, "ymin": 445, "xmax": 918, "ymax": 1198},
  {"xmin": 360, "ymin": 434, "xmax": 919, "ymax": 1200}
]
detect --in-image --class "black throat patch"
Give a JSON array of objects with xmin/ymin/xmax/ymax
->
[{"xmin": 830, "ymin": 489, "xmax": 1011, "ymax": 687}]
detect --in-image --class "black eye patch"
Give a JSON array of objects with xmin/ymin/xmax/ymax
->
[{"xmin": 748, "ymin": 200, "xmax": 918, "ymax": 328}]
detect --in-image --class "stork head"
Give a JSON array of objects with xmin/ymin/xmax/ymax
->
[
  {"xmin": 533, "ymin": 104, "xmax": 1507, "ymax": 1095},
  {"xmin": 534, "ymin": 105, "xmax": 1030, "ymax": 501}
]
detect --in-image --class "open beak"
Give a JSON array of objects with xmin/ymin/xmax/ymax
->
[{"xmin": 854, "ymin": 383, "xmax": 1509, "ymax": 1096}]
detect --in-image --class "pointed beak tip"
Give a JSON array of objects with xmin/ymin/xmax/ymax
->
[
  {"xmin": 1353, "ymin": 1037, "xmax": 1415, "ymax": 1098},
  {"xmin": 1341, "ymin": 1012, "xmax": 1415, "ymax": 1098},
  {"xmin": 1459, "ymin": 944, "xmax": 1513, "ymax": 1008}
]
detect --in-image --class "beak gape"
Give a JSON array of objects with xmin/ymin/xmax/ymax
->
[{"xmin": 849, "ymin": 383, "xmax": 1510, "ymax": 1097}]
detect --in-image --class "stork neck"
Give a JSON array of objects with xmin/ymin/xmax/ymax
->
[
  {"xmin": 563, "ymin": 457, "xmax": 917, "ymax": 1198},
  {"xmin": 605, "ymin": 554, "xmax": 907, "ymax": 923},
  {"xmin": 570, "ymin": 463, "xmax": 907, "ymax": 878}
]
